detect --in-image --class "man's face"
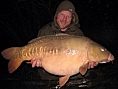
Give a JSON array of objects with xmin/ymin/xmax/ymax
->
[{"xmin": 57, "ymin": 11, "xmax": 72, "ymax": 31}]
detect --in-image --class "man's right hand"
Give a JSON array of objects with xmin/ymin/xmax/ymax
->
[
  {"xmin": 30, "ymin": 58, "xmax": 99, "ymax": 69},
  {"xmin": 31, "ymin": 58, "xmax": 42, "ymax": 68}
]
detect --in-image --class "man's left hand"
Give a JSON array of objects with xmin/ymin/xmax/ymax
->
[{"xmin": 88, "ymin": 62, "xmax": 98, "ymax": 69}]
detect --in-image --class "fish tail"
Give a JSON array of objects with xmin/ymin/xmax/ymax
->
[
  {"xmin": 1, "ymin": 47, "xmax": 19, "ymax": 60},
  {"xmin": 1, "ymin": 47, "xmax": 24, "ymax": 73},
  {"xmin": 8, "ymin": 57, "xmax": 23, "ymax": 73}
]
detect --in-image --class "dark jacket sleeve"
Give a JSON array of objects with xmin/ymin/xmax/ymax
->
[
  {"xmin": 37, "ymin": 22, "xmax": 55, "ymax": 37},
  {"xmin": 37, "ymin": 24, "xmax": 50, "ymax": 37},
  {"xmin": 75, "ymin": 23, "xmax": 84, "ymax": 36},
  {"xmin": 68, "ymin": 23, "xmax": 84, "ymax": 36}
]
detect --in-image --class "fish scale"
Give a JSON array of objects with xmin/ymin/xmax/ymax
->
[{"xmin": 1, "ymin": 34, "xmax": 114, "ymax": 87}]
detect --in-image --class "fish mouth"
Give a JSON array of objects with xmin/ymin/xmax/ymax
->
[
  {"xmin": 99, "ymin": 53, "xmax": 114, "ymax": 63},
  {"xmin": 108, "ymin": 53, "xmax": 114, "ymax": 61}
]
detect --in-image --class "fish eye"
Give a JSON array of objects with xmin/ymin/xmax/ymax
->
[
  {"xmin": 100, "ymin": 48, "xmax": 107, "ymax": 51},
  {"xmin": 101, "ymin": 48, "xmax": 105, "ymax": 51}
]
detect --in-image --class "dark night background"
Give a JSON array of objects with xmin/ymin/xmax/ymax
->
[{"xmin": 0, "ymin": 0, "xmax": 118, "ymax": 89}]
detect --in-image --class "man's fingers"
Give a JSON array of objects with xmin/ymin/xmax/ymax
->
[
  {"xmin": 31, "ymin": 58, "xmax": 36, "ymax": 63},
  {"xmin": 94, "ymin": 62, "xmax": 98, "ymax": 66},
  {"xmin": 36, "ymin": 61, "xmax": 41, "ymax": 67},
  {"xmin": 88, "ymin": 62, "xmax": 99, "ymax": 69},
  {"xmin": 90, "ymin": 62, "xmax": 94, "ymax": 68},
  {"xmin": 88, "ymin": 62, "xmax": 91, "ymax": 69},
  {"xmin": 32, "ymin": 60, "xmax": 36, "ymax": 68},
  {"xmin": 31, "ymin": 58, "xmax": 42, "ymax": 67}
]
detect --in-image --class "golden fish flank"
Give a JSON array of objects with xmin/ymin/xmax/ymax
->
[
  {"xmin": 39, "ymin": 46, "xmax": 58, "ymax": 55},
  {"xmin": 20, "ymin": 43, "xmax": 59, "ymax": 59},
  {"xmin": 1, "ymin": 34, "xmax": 114, "ymax": 87},
  {"xmin": 66, "ymin": 49, "xmax": 79, "ymax": 55},
  {"xmin": 19, "ymin": 46, "xmax": 35, "ymax": 57}
]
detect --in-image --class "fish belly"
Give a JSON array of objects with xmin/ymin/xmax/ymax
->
[{"xmin": 41, "ymin": 53, "xmax": 86, "ymax": 76}]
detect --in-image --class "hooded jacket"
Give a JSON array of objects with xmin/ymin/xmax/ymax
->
[
  {"xmin": 36, "ymin": 1, "xmax": 90, "ymax": 80},
  {"xmin": 54, "ymin": 0, "xmax": 79, "ymax": 28},
  {"xmin": 37, "ymin": 0, "xmax": 84, "ymax": 37}
]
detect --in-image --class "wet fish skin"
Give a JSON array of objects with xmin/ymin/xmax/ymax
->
[{"xmin": 1, "ymin": 34, "xmax": 114, "ymax": 87}]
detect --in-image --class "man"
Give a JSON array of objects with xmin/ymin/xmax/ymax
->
[{"xmin": 31, "ymin": 0, "xmax": 98, "ymax": 87}]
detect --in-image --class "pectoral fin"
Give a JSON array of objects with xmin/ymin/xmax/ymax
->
[
  {"xmin": 79, "ymin": 63, "xmax": 88, "ymax": 75},
  {"xmin": 59, "ymin": 75, "xmax": 70, "ymax": 87}
]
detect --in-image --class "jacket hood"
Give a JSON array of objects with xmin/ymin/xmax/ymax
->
[{"xmin": 54, "ymin": 0, "xmax": 79, "ymax": 28}]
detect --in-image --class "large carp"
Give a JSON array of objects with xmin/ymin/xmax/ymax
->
[{"xmin": 1, "ymin": 34, "xmax": 114, "ymax": 87}]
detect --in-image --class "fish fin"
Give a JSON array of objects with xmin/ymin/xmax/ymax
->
[
  {"xmin": 1, "ymin": 47, "xmax": 24, "ymax": 73},
  {"xmin": 8, "ymin": 58, "xmax": 23, "ymax": 73},
  {"xmin": 79, "ymin": 63, "xmax": 88, "ymax": 75},
  {"xmin": 56, "ymin": 33, "xmax": 69, "ymax": 36},
  {"xmin": 28, "ymin": 37, "xmax": 42, "ymax": 44},
  {"xmin": 59, "ymin": 75, "xmax": 70, "ymax": 87},
  {"xmin": 1, "ymin": 47, "xmax": 19, "ymax": 60}
]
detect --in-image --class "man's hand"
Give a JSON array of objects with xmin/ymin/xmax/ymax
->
[
  {"xmin": 31, "ymin": 58, "xmax": 42, "ymax": 68},
  {"xmin": 88, "ymin": 62, "xmax": 98, "ymax": 69},
  {"xmin": 31, "ymin": 58, "xmax": 99, "ymax": 69}
]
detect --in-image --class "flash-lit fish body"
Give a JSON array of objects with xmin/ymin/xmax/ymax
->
[{"xmin": 1, "ymin": 34, "xmax": 114, "ymax": 87}]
